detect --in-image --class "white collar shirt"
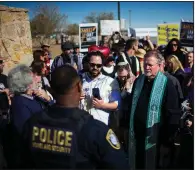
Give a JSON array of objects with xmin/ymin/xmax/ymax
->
[{"xmin": 80, "ymin": 73, "xmax": 121, "ymax": 125}]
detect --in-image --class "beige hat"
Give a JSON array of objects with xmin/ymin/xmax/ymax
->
[
  {"xmin": 135, "ymin": 48, "xmax": 146, "ymax": 59},
  {"xmin": 41, "ymin": 43, "xmax": 50, "ymax": 48}
]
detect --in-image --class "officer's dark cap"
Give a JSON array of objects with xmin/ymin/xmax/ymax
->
[
  {"xmin": 61, "ymin": 42, "xmax": 73, "ymax": 50},
  {"xmin": 51, "ymin": 64, "xmax": 80, "ymax": 95}
]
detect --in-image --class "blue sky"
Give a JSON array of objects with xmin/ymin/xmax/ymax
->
[{"xmin": 1, "ymin": 1, "xmax": 193, "ymax": 28}]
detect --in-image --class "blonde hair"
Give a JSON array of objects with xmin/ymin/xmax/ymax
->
[{"xmin": 166, "ymin": 55, "xmax": 184, "ymax": 73}]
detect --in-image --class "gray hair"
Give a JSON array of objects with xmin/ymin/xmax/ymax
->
[
  {"xmin": 7, "ymin": 64, "xmax": 33, "ymax": 94},
  {"xmin": 144, "ymin": 50, "xmax": 165, "ymax": 64}
]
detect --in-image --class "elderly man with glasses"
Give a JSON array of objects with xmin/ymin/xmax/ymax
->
[{"xmin": 125, "ymin": 50, "xmax": 181, "ymax": 170}]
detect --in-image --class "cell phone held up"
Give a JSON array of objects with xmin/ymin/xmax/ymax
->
[{"xmin": 92, "ymin": 88, "xmax": 101, "ymax": 100}]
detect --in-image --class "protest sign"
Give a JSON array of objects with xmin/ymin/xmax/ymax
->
[
  {"xmin": 100, "ymin": 20, "xmax": 120, "ymax": 36},
  {"xmin": 180, "ymin": 21, "xmax": 194, "ymax": 47},
  {"xmin": 79, "ymin": 23, "xmax": 98, "ymax": 52},
  {"xmin": 157, "ymin": 24, "xmax": 179, "ymax": 46}
]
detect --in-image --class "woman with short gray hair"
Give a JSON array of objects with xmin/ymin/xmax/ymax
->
[
  {"xmin": 8, "ymin": 64, "xmax": 50, "ymax": 135},
  {"xmin": 8, "ymin": 65, "xmax": 33, "ymax": 94}
]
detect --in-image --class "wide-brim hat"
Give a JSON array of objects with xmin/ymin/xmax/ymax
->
[
  {"xmin": 135, "ymin": 48, "xmax": 146, "ymax": 59},
  {"xmin": 41, "ymin": 43, "xmax": 50, "ymax": 48}
]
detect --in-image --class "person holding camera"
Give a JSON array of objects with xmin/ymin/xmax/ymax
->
[{"xmin": 80, "ymin": 51, "xmax": 121, "ymax": 126}]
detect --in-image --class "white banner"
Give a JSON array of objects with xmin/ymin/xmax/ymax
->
[{"xmin": 100, "ymin": 20, "xmax": 120, "ymax": 36}]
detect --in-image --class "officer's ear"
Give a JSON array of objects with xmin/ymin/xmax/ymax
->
[{"xmin": 77, "ymin": 80, "xmax": 82, "ymax": 93}]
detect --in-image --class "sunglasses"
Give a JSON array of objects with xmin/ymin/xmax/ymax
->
[
  {"xmin": 89, "ymin": 63, "xmax": 102, "ymax": 68},
  {"xmin": 0, "ymin": 60, "xmax": 3, "ymax": 64},
  {"xmin": 171, "ymin": 44, "xmax": 178, "ymax": 47}
]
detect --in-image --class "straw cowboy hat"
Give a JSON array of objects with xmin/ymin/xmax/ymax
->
[
  {"xmin": 135, "ymin": 48, "xmax": 146, "ymax": 59},
  {"xmin": 41, "ymin": 43, "xmax": 50, "ymax": 48}
]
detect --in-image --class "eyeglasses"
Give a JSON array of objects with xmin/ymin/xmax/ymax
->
[
  {"xmin": 144, "ymin": 63, "xmax": 159, "ymax": 67},
  {"xmin": 171, "ymin": 44, "xmax": 178, "ymax": 47},
  {"xmin": 89, "ymin": 63, "xmax": 102, "ymax": 68}
]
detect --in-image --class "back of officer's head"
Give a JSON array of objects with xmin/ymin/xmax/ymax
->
[{"xmin": 51, "ymin": 64, "xmax": 81, "ymax": 96}]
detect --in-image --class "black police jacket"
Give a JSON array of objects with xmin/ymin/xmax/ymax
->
[{"xmin": 20, "ymin": 105, "xmax": 129, "ymax": 169}]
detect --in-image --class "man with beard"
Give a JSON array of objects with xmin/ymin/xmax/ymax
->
[
  {"xmin": 116, "ymin": 38, "xmax": 142, "ymax": 77},
  {"xmin": 126, "ymin": 50, "xmax": 181, "ymax": 169},
  {"xmin": 51, "ymin": 42, "xmax": 77, "ymax": 72},
  {"xmin": 80, "ymin": 51, "xmax": 121, "ymax": 126}
]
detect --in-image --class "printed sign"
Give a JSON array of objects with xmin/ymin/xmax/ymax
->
[
  {"xmin": 180, "ymin": 22, "xmax": 194, "ymax": 47},
  {"xmin": 100, "ymin": 20, "xmax": 120, "ymax": 36},
  {"xmin": 157, "ymin": 24, "xmax": 179, "ymax": 46},
  {"xmin": 31, "ymin": 125, "xmax": 75, "ymax": 155},
  {"xmin": 79, "ymin": 23, "xmax": 98, "ymax": 52}
]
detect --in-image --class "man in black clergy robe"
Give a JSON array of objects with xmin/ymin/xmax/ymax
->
[{"xmin": 124, "ymin": 50, "xmax": 181, "ymax": 170}]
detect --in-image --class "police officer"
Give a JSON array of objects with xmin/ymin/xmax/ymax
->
[{"xmin": 20, "ymin": 64, "xmax": 129, "ymax": 169}]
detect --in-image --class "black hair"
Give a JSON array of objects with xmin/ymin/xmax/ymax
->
[
  {"xmin": 87, "ymin": 51, "xmax": 105, "ymax": 64},
  {"xmin": 51, "ymin": 64, "xmax": 80, "ymax": 95},
  {"xmin": 82, "ymin": 55, "xmax": 89, "ymax": 65},
  {"xmin": 31, "ymin": 61, "xmax": 45, "ymax": 76},
  {"xmin": 164, "ymin": 38, "xmax": 182, "ymax": 56},
  {"xmin": 125, "ymin": 38, "xmax": 138, "ymax": 51},
  {"xmin": 33, "ymin": 50, "xmax": 44, "ymax": 61}
]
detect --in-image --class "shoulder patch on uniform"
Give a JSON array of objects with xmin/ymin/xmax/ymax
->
[{"xmin": 106, "ymin": 129, "xmax": 120, "ymax": 150}]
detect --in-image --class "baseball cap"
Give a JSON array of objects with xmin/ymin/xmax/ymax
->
[{"xmin": 61, "ymin": 42, "xmax": 73, "ymax": 50}]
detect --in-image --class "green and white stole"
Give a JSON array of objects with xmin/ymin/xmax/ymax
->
[{"xmin": 128, "ymin": 71, "xmax": 167, "ymax": 170}]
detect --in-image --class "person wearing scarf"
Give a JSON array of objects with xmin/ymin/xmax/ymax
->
[{"xmin": 126, "ymin": 51, "xmax": 181, "ymax": 170}]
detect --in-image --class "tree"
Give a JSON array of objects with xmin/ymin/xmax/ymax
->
[
  {"xmin": 84, "ymin": 12, "xmax": 114, "ymax": 23},
  {"xmin": 65, "ymin": 24, "xmax": 79, "ymax": 35},
  {"xmin": 83, "ymin": 12, "xmax": 114, "ymax": 34},
  {"xmin": 30, "ymin": 3, "xmax": 68, "ymax": 38}
]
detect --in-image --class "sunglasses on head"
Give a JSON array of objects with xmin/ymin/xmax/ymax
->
[{"xmin": 89, "ymin": 63, "xmax": 102, "ymax": 68}]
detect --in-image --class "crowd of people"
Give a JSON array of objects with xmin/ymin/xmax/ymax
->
[{"xmin": 0, "ymin": 31, "xmax": 194, "ymax": 169}]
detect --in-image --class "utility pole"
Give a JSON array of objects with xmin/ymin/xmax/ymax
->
[
  {"xmin": 118, "ymin": 2, "xmax": 120, "ymax": 21},
  {"xmin": 118, "ymin": 2, "xmax": 121, "ymax": 30},
  {"xmin": 129, "ymin": 10, "xmax": 131, "ymax": 27}
]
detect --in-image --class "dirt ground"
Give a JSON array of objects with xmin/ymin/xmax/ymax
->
[{"xmin": 33, "ymin": 44, "xmax": 61, "ymax": 59}]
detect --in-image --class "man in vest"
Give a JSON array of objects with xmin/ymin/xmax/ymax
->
[
  {"xmin": 116, "ymin": 38, "xmax": 142, "ymax": 77},
  {"xmin": 19, "ymin": 64, "xmax": 129, "ymax": 169},
  {"xmin": 126, "ymin": 50, "xmax": 181, "ymax": 169}
]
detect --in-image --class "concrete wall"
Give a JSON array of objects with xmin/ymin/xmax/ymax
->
[{"xmin": 0, "ymin": 5, "xmax": 33, "ymax": 75}]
